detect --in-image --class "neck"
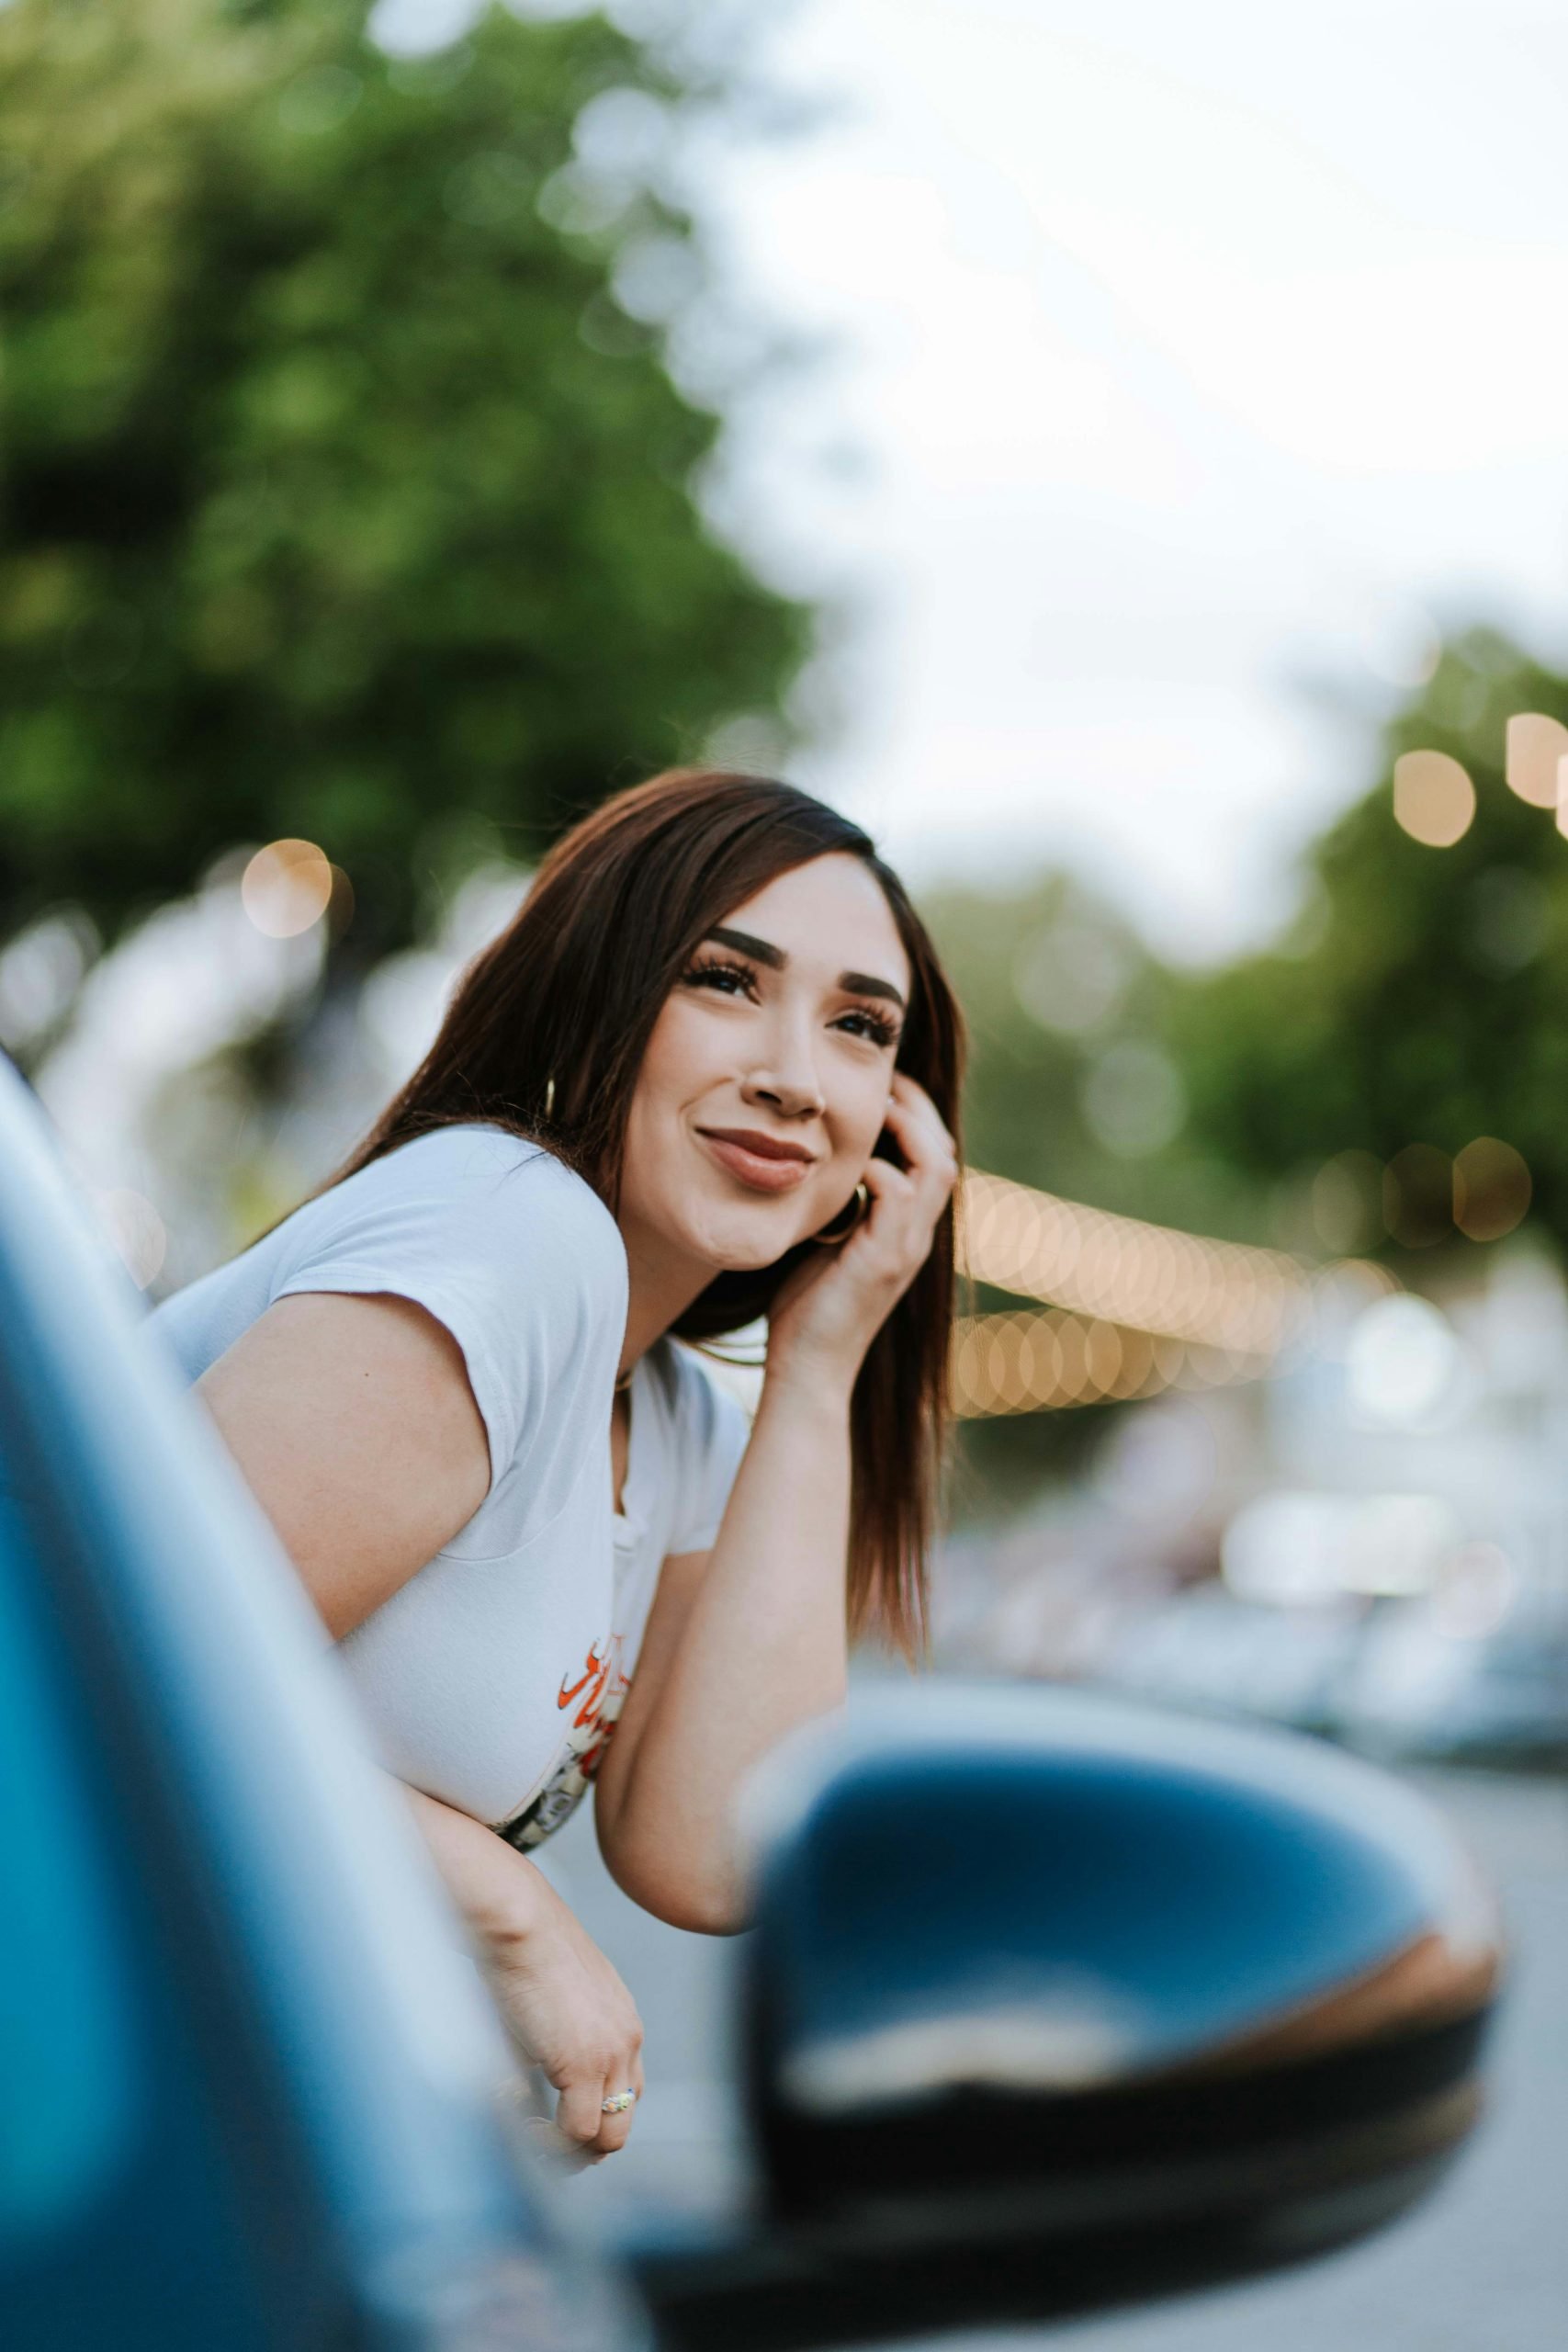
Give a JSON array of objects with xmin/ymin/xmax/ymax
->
[{"xmin": 615, "ymin": 1213, "xmax": 717, "ymax": 1384}]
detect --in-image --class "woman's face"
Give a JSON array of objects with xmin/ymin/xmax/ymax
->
[{"xmin": 620, "ymin": 852, "xmax": 913, "ymax": 1274}]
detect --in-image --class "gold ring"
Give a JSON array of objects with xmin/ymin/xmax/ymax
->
[{"xmin": 811, "ymin": 1177, "xmax": 871, "ymax": 1248}]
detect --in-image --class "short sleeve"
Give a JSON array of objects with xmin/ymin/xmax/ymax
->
[
  {"xmin": 666, "ymin": 1345, "xmax": 754, "ymax": 1556},
  {"xmin": 268, "ymin": 1126, "xmax": 626, "ymax": 1515}
]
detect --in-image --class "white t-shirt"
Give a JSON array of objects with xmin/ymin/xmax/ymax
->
[{"xmin": 150, "ymin": 1124, "xmax": 751, "ymax": 1848}]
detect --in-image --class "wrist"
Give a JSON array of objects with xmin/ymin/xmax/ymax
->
[
  {"xmin": 439, "ymin": 1825, "xmax": 561, "ymax": 1956},
  {"xmin": 472, "ymin": 1846, "xmax": 559, "ymax": 1952},
  {"xmin": 403, "ymin": 1782, "xmax": 565, "ymax": 1952},
  {"xmin": 760, "ymin": 1351, "xmax": 858, "ymax": 1421}
]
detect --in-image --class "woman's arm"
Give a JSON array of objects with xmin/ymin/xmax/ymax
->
[
  {"xmin": 195, "ymin": 1289, "xmax": 491, "ymax": 1638},
  {"xmin": 592, "ymin": 1374, "xmax": 852, "ymax": 1933},
  {"xmin": 592, "ymin": 1074, "xmax": 957, "ymax": 1933},
  {"xmin": 402, "ymin": 1788, "xmax": 644, "ymax": 2156},
  {"xmin": 194, "ymin": 1288, "xmax": 645, "ymax": 2158}
]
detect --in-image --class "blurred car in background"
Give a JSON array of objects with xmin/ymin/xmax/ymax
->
[
  {"xmin": 1097, "ymin": 1577, "xmax": 1568, "ymax": 1766},
  {"xmin": 1335, "ymin": 1600, "xmax": 1568, "ymax": 1767}
]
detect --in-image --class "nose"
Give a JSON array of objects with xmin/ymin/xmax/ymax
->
[{"xmin": 740, "ymin": 1004, "xmax": 826, "ymax": 1121}]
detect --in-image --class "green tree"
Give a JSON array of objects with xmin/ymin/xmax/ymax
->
[
  {"xmin": 1171, "ymin": 627, "xmax": 1568, "ymax": 1253},
  {"xmin": 0, "ymin": 0, "xmax": 809, "ymax": 994},
  {"xmin": 923, "ymin": 867, "xmax": 1265, "ymax": 1241},
  {"xmin": 920, "ymin": 869, "xmax": 1269, "ymax": 1505}
]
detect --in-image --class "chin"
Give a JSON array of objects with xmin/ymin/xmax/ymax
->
[{"xmin": 682, "ymin": 1193, "xmax": 815, "ymax": 1273}]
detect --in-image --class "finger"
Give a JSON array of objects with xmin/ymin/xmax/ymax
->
[
  {"xmin": 556, "ymin": 2071, "xmax": 614, "ymax": 2153},
  {"xmin": 884, "ymin": 1091, "xmax": 959, "ymax": 1166},
  {"xmin": 879, "ymin": 1100, "xmax": 958, "ymax": 1205},
  {"xmin": 882, "ymin": 1085, "xmax": 957, "ymax": 1170},
  {"xmin": 860, "ymin": 1157, "xmax": 917, "ymax": 1217},
  {"xmin": 889, "ymin": 1071, "xmax": 952, "ymax": 1138},
  {"xmin": 858, "ymin": 1159, "xmax": 920, "ymax": 1261},
  {"xmin": 593, "ymin": 2072, "xmax": 639, "ymax": 2155}
]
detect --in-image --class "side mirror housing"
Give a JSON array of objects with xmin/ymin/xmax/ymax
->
[{"xmin": 635, "ymin": 1686, "xmax": 1499, "ymax": 2352}]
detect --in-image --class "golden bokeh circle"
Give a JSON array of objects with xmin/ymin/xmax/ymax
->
[
  {"xmin": 241, "ymin": 839, "xmax": 333, "ymax": 938},
  {"xmin": 1393, "ymin": 751, "xmax": 1475, "ymax": 849}
]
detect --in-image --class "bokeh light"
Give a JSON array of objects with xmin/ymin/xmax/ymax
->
[
  {"xmin": 1433, "ymin": 1542, "xmax": 1517, "ymax": 1641},
  {"xmin": 1080, "ymin": 1038, "xmax": 1187, "ymax": 1159},
  {"xmin": 1337, "ymin": 1493, "xmax": 1463, "ymax": 1598},
  {"xmin": 241, "ymin": 840, "xmax": 334, "ymax": 938},
  {"xmin": 1504, "ymin": 710, "xmax": 1568, "ymax": 808},
  {"xmin": 1223, "ymin": 1491, "xmax": 1350, "ymax": 1608},
  {"xmin": 950, "ymin": 1300, "xmax": 1279, "ymax": 1419},
  {"xmin": 1345, "ymin": 1294, "xmax": 1463, "ymax": 1429},
  {"xmin": 1452, "ymin": 1136, "xmax": 1530, "ymax": 1241},
  {"xmin": 953, "ymin": 1307, "xmax": 1154, "ymax": 1417},
  {"xmin": 959, "ymin": 1169, "xmax": 1311, "ymax": 1359},
  {"xmin": 1466, "ymin": 865, "xmax": 1548, "ymax": 974},
  {"xmin": 1223, "ymin": 1489, "xmax": 1465, "ymax": 1608},
  {"xmin": 0, "ymin": 910, "xmax": 97, "ymax": 1053},
  {"xmin": 1382, "ymin": 1142, "xmax": 1452, "ymax": 1249},
  {"xmin": 1311, "ymin": 1149, "xmax": 1382, "ymax": 1256},
  {"xmin": 1011, "ymin": 921, "xmax": 1131, "ymax": 1035},
  {"xmin": 1392, "ymin": 750, "xmax": 1475, "ymax": 847}
]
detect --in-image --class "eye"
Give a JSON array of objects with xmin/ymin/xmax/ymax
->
[
  {"xmin": 679, "ymin": 955, "xmax": 760, "ymax": 1002},
  {"xmin": 680, "ymin": 956, "xmax": 900, "ymax": 1047},
  {"xmin": 834, "ymin": 1005, "xmax": 901, "ymax": 1050}
]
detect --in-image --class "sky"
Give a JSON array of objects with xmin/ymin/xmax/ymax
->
[
  {"xmin": 671, "ymin": 0, "xmax": 1568, "ymax": 958},
  {"xmin": 372, "ymin": 1, "xmax": 1568, "ymax": 958}
]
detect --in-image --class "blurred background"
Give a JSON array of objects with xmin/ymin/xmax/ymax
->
[{"xmin": 4, "ymin": 3, "xmax": 1567, "ymax": 2345}]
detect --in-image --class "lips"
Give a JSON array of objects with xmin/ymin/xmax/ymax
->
[{"xmin": 696, "ymin": 1127, "xmax": 817, "ymax": 1193}]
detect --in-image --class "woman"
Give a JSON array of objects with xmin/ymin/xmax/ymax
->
[{"xmin": 152, "ymin": 767, "xmax": 964, "ymax": 2164}]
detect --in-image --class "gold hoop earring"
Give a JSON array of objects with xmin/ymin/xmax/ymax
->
[
  {"xmin": 542, "ymin": 1076, "xmax": 556, "ymax": 1121},
  {"xmin": 812, "ymin": 1178, "xmax": 871, "ymax": 1248}
]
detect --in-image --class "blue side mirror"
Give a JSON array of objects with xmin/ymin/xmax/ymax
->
[{"xmin": 634, "ymin": 1684, "xmax": 1499, "ymax": 2350}]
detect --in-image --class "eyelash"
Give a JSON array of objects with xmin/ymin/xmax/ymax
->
[{"xmin": 678, "ymin": 956, "xmax": 901, "ymax": 1050}]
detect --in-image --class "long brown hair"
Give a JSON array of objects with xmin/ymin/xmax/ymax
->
[{"xmin": 328, "ymin": 768, "xmax": 965, "ymax": 1658}]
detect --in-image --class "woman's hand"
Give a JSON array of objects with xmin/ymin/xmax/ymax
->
[
  {"xmin": 484, "ymin": 1863, "xmax": 647, "ymax": 2162},
  {"xmin": 401, "ymin": 1786, "xmax": 644, "ymax": 2163},
  {"xmin": 767, "ymin": 1070, "xmax": 958, "ymax": 1396}
]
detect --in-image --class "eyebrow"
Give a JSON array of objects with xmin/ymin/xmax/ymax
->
[{"xmin": 705, "ymin": 924, "xmax": 907, "ymax": 1012}]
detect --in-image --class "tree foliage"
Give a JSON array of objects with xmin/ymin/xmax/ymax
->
[
  {"xmin": 0, "ymin": 0, "xmax": 810, "ymax": 967},
  {"xmin": 923, "ymin": 869, "xmax": 1265, "ymax": 1242},
  {"xmin": 920, "ymin": 869, "xmax": 1269, "ymax": 1500},
  {"xmin": 1172, "ymin": 628, "xmax": 1568, "ymax": 1251}
]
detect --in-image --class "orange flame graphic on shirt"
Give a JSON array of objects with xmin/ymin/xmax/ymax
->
[{"xmin": 558, "ymin": 1637, "xmax": 618, "ymax": 1731}]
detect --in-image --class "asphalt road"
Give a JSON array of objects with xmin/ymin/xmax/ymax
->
[{"xmin": 541, "ymin": 1758, "xmax": 1568, "ymax": 2351}]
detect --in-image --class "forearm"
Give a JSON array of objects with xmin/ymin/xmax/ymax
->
[
  {"xmin": 401, "ymin": 1781, "xmax": 549, "ymax": 1951},
  {"xmin": 600, "ymin": 1371, "xmax": 852, "ymax": 1930},
  {"xmin": 401, "ymin": 1783, "xmax": 649, "ymax": 2158}
]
